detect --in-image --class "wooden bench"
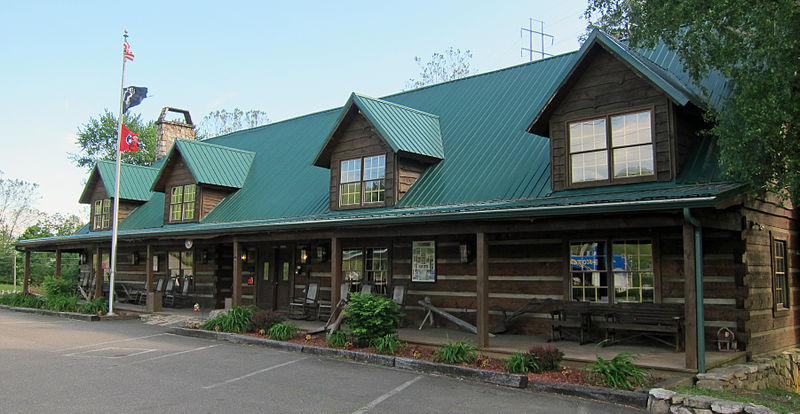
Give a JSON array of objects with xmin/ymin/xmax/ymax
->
[
  {"xmin": 549, "ymin": 301, "xmax": 591, "ymax": 344},
  {"xmin": 598, "ymin": 303, "xmax": 684, "ymax": 351}
]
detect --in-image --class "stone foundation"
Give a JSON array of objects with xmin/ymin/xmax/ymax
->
[
  {"xmin": 695, "ymin": 348, "xmax": 800, "ymax": 393},
  {"xmin": 646, "ymin": 388, "xmax": 776, "ymax": 414}
]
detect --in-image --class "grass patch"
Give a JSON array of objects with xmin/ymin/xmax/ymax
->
[
  {"xmin": 670, "ymin": 385, "xmax": 799, "ymax": 414},
  {"xmin": 0, "ymin": 283, "xmax": 44, "ymax": 295}
]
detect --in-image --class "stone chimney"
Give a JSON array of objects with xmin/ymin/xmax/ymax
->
[{"xmin": 156, "ymin": 107, "xmax": 195, "ymax": 161}]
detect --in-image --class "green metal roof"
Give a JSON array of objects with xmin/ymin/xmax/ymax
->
[
  {"xmin": 313, "ymin": 93, "xmax": 444, "ymax": 167},
  {"xmin": 151, "ymin": 139, "xmax": 256, "ymax": 191},
  {"xmin": 21, "ymin": 32, "xmax": 741, "ymax": 247},
  {"xmin": 78, "ymin": 160, "xmax": 158, "ymax": 204}
]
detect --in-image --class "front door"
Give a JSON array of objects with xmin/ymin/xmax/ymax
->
[{"xmin": 256, "ymin": 246, "xmax": 293, "ymax": 310}]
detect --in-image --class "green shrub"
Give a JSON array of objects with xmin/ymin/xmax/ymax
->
[
  {"xmin": 326, "ymin": 331, "xmax": 348, "ymax": 348},
  {"xmin": 433, "ymin": 339, "xmax": 478, "ymax": 364},
  {"xmin": 371, "ymin": 333, "xmax": 404, "ymax": 355},
  {"xmin": 345, "ymin": 292, "xmax": 401, "ymax": 346},
  {"xmin": 249, "ymin": 310, "xmax": 286, "ymax": 333},
  {"xmin": 527, "ymin": 345, "xmax": 564, "ymax": 372},
  {"xmin": 45, "ymin": 294, "xmax": 78, "ymax": 313},
  {"xmin": 0, "ymin": 292, "xmax": 45, "ymax": 309},
  {"xmin": 202, "ymin": 305, "xmax": 257, "ymax": 333},
  {"xmin": 43, "ymin": 277, "xmax": 76, "ymax": 297},
  {"xmin": 267, "ymin": 322, "xmax": 298, "ymax": 341},
  {"xmin": 504, "ymin": 352, "xmax": 539, "ymax": 374},
  {"xmin": 81, "ymin": 298, "xmax": 108, "ymax": 315},
  {"xmin": 587, "ymin": 351, "xmax": 650, "ymax": 390}
]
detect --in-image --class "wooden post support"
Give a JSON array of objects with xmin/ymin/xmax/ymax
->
[
  {"xmin": 476, "ymin": 232, "xmax": 490, "ymax": 348},
  {"xmin": 55, "ymin": 249, "xmax": 62, "ymax": 279},
  {"xmin": 145, "ymin": 244, "xmax": 157, "ymax": 312},
  {"xmin": 232, "ymin": 240, "xmax": 242, "ymax": 307},
  {"xmin": 146, "ymin": 244, "xmax": 153, "ymax": 293},
  {"xmin": 331, "ymin": 237, "xmax": 341, "ymax": 305},
  {"xmin": 683, "ymin": 221, "xmax": 698, "ymax": 370},
  {"xmin": 95, "ymin": 247, "xmax": 104, "ymax": 300},
  {"xmin": 23, "ymin": 250, "xmax": 30, "ymax": 294}
]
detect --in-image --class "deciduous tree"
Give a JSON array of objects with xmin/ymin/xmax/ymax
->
[
  {"xmin": 585, "ymin": 0, "xmax": 800, "ymax": 201},
  {"xmin": 197, "ymin": 108, "xmax": 269, "ymax": 139},
  {"xmin": 69, "ymin": 110, "xmax": 157, "ymax": 170},
  {"xmin": 406, "ymin": 47, "xmax": 474, "ymax": 89}
]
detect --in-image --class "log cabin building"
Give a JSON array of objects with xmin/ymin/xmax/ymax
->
[{"xmin": 17, "ymin": 30, "xmax": 799, "ymax": 370}]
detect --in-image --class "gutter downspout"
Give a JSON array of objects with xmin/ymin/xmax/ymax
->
[{"xmin": 683, "ymin": 208, "xmax": 706, "ymax": 373}]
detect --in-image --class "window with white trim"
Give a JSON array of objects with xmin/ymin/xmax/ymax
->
[
  {"xmin": 169, "ymin": 184, "xmax": 197, "ymax": 222},
  {"xmin": 569, "ymin": 110, "xmax": 654, "ymax": 184},
  {"xmin": 570, "ymin": 239, "xmax": 655, "ymax": 303},
  {"xmin": 93, "ymin": 198, "xmax": 111, "ymax": 230},
  {"xmin": 339, "ymin": 155, "xmax": 385, "ymax": 207},
  {"xmin": 773, "ymin": 239, "xmax": 789, "ymax": 309},
  {"xmin": 342, "ymin": 247, "xmax": 389, "ymax": 296}
]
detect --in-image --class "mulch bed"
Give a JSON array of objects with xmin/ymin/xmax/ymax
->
[{"xmin": 242, "ymin": 330, "xmax": 601, "ymax": 387}]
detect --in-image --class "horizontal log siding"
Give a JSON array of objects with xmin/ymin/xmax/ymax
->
[
  {"xmin": 549, "ymin": 47, "xmax": 673, "ymax": 191},
  {"xmin": 741, "ymin": 195, "xmax": 800, "ymax": 354},
  {"xmin": 392, "ymin": 235, "xmax": 565, "ymax": 334}
]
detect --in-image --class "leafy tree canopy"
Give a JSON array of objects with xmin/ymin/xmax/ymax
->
[
  {"xmin": 17, "ymin": 213, "xmax": 84, "ymax": 241},
  {"xmin": 585, "ymin": 0, "xmax": 800, "ymax": 202},
  {"xmin": 69, "ymin": 109, "xmax": 157, "ymax": 171},
  {"xmin": 197, "ymin": 108, "xmax": 269, "ymax": 139},
  {"xmin": 0, "ymin": 172, "xmax": 39, "ymax": 252},
  {"xmin": 406, "ymin": 47, "xmax": 474, "ymax": 89}
]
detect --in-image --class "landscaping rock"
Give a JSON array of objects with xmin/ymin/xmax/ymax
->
[
  {"xmin": 668, "ymin": 405, "xmax": 693, "ymax": 414},
  {"xmin": 646, "ymin": 396, "xmax": 670, "ymax": 414},
  {"xmin": 207, "ymin": 309, "xmax": 228, "ymax": 319},
  {"xmin": 684, "ymin": 395, "xmax": 715, "ymax": 409},
  {"xmin": 743, "ymin": 404, "xmax": 777, "ymax": 414},
  {"xmin": 711, "ymin": 400, "xmax": 744, "ymax": 414}
]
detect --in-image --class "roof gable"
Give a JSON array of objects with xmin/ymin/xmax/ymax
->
[
  {"xmin": 151, "ymin": 139, "xmax": 256, "ymax": 191},
  {"xmin": 528, "ymin": 29, "xmax": 726, "ymax": 135},
  {"xmin": 78, "ymin": 160, "xmax": 158, "ymax": 204},
  {"xmin": 313, "ymin": 93, "xmax": 444, "ymax": 168}
]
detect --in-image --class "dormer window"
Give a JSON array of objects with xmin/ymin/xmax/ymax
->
[
  {"xmin": 340, "ymin": 154, "xmax": 386, "ymax": 207},
  {"xmin": 93, "ymin": 198, "xmax": 111, "ymax": 230},
  {"xmin": 569, "ymin": 110, "xmax": 654, "ymax": 185},
  {"xmin": 169, "ymin": 184, "xmax": 197, "ymax": 222}
]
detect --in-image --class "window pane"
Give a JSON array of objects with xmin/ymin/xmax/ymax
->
[
  {"xmin": 183, "ymin": 184, "xmax": 196, "ymax": 203},
  {"xmin": 366, "ymin": 248, "xmax": 388, "ymax": 295},
  {"xmin": 340, "ymin": 182, "xmax": 361, "ymax": 206},
  {"xmin": 183, "ymin": 202, "xmax": 195, "ymax": 220},
  {"xmin": 570, "ymin": 241, "xmax": 608, "ymax": 302},
  {"xmin": 170, "ymin": 204, "xmax": 182, "ymax": 221},
  {"xmin": 168, "ymin": 251, "xmax": 181, "ymax": 277},
  {"xmin": 613, "ymin": 144, "xmax": 654, "ymax": 178},
  {"xmin": 171, "ymin": 186, "xmax": 183, "ymax": 204},
  {"xmin": 342, "ymin": 249, "xmax": 363, "ymax": 286},
  {"xmin": 340, "ymin": 159, "xmax": 361, "ymax": 183},
  {"xmin": 611, "ymin": 111, "xmax": 652, "ymax": 147},
  {"xmin": 182, "ymin": 251, "xmax": 193, "ymax": 277},
  {"xmin": 571, "ymin": 150, "xmax": 609, "ymax": 183},
  {"xmin": 363, "ymin": 179, "xmax": 385, "ymax": 203},
  {"xmin": 569, "ymin": 118, "xmax": 606, "ymax": 152},
  {"xmin": 363, "ymin": 155, "xmax": 386, "ymax": 181},
  {"xmin": 612, "ymin": 240, "xmax": 654, "ymax": 303},
  {"xmin": 102, "ymin": 199, "xmax": 111, "ymax": 214}
]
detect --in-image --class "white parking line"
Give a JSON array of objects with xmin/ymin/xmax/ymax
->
[
  {"xmin": 64, "ymin": 347, "xmax": 157, "ymax": 358},
  {"xmin": 55, "ymin": 333, "xmax": 167, "ymax": 352},
  {"xmin": 352, "ymin": 375, "xmax": 423, "ymax": 414},
  {"xmin": 131, "ymin": 344, "xmax": 218, "ymax": 364},
  {"xmin": 202, "ymin": 357, "xmax": 308, "ymax": 390}
]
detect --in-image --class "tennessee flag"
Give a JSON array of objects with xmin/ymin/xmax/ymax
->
[{"xmin": 120, "ymin": 125, "xmax": 139, "ymax": 152}]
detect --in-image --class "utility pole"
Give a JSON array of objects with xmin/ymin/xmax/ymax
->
[{"xmin": 521, "ymin": 18, "xmax": 553, "ymax": 62}]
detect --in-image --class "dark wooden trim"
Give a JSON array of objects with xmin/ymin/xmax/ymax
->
[
  {"xmin": 476, "ymin": 232, "xmax": 489, "ymax": 347},
  {"xmin": 653, "ymin": 236, "xmax": 662, "ymax": 304},
  {"xmin": 95, "ymin": 247, "xmax": 104, "ymax": 300},
  {"xmin": 682, "ymin": 220, "xmax": 698, "ymax": 370},
  {"xmin": 55, "ymin": 249, "xmax": 62, "ymax": 279},
  {"xmin": 331, "ymin": 237, "xmax": 342, "ymax": 305},
  {"xmin": 232, "ymin": 239, "xmax": 241, "ymax": 307},
  {"xmin": 23, "ymin": 250, "xmax": 30, "ymax": 293},
  {"xmin": 146, "ymin": 244, "xmax": 153, "ymax": 293}
]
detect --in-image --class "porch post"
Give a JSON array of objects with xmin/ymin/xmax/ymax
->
[
  {"xmin": 683, "ymin": 220, "xmax": 698, "ymax": 370},
  {"xmin": 23, "ymin": 250, "xmax": 30, "ymax": 294},
  {"xmin": 232, "ymin": 239, "xmax": 242, "ymax": 307},
  {"xmin": 95, "ymin": 247, "xmax": 104, "ymax": 300},
  {"xmin": 55, "ymin": 249, "xmax": 62, "ymax": 279},
  {"xmin": 476, "ymin": 232, "xmax": 489, "ymax": 348},
  {"xmin": 145, "ymin": 244, "xmax": 155, "ymax": 312},
  {"xmin": 331, "ymin": 237, "xmax": 341, "ymax": 305}
]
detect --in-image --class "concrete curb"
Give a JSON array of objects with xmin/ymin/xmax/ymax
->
[
  {"xmin": 0, "ymin": 304, "xmax": 100, "ymax": 321},
  {"xmin": 168, "ymin": 328, "xmax": 526, "ymax": 388},
  {"xmin": 529, "ymin": 381, "xmax": 648, "ymax": 408}
]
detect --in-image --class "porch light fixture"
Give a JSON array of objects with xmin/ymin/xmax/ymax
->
[
  {"xmin": 131, "ymin": 252, "xmax": 140, "ymax": 265},
  {"xmin": 316, "ymin": 246, "xmax": 327, "ymax": 263},
  {"xmin": 240, "ymin": 251, "xmax": 248, "ymax": 262},
  {"xmin": 201, "ymin": 249, "xmax": 208, "ymax": 264},
  {"xmin": 299, "ymin": 248, "xmax": 308, "ymax": 264}
]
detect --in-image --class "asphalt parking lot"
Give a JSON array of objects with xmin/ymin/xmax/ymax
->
[{"xmin": 0, "ymin": 311, "xmax": 643, "ymax": 413}]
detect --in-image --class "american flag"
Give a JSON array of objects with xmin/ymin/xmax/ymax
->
[{"xmin": 123, "ymin": 41, "xmax": 134, "ymax": 61}]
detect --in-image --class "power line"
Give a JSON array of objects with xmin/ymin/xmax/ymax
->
[{"xmin": 521, "ymin": 18, "xmax": 553, "ymax": 62}]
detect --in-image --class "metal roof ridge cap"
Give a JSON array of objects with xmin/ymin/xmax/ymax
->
[
  {"xmin": 353, "ymin": 93, "xmax": 441, "ymax": 119},
  {"xmin": 177, "ymin": 138, "xmax": 256, "ymax": 156}
]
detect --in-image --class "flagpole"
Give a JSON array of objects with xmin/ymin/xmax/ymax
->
[{"xmin": 109, "ymin": 30, "xmax": 129, "ymax": 315}]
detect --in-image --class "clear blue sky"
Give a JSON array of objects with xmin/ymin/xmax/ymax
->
[{"xmin": 0, "ymin": 0, "xmax": 589, "ymax": 220}]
